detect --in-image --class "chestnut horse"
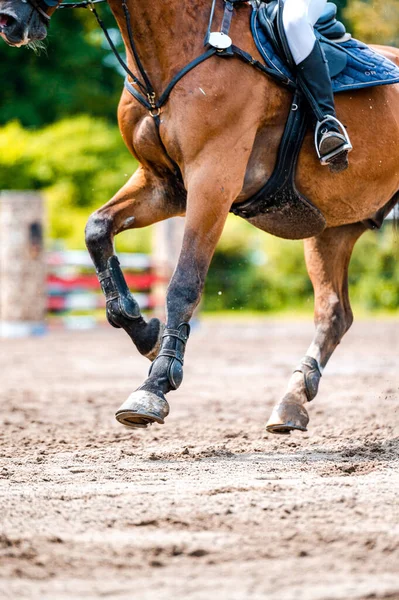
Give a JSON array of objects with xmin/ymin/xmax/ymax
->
[{"xmin": 2, "ymin": 0, "xmax": 398, "ymax": 434}]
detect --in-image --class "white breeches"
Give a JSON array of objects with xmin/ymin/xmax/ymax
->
[{"xmin": 282, "ymin": 0, "xmax": 327, "ymax": 64}]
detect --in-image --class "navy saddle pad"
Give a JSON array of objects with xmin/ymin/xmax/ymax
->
[{"xmin": 252, "ymin": 3, "xmax": 399, "ymax": 93}]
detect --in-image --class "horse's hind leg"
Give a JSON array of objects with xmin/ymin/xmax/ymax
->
[
  {"xmin": 85, "ymin": 167, "xmax": 184, "ymax": 360},
  {"xmin": 266, "ymin": 222, "xmax": 366, "ymax": 434}
]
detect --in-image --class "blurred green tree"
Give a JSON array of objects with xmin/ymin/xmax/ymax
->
[
  {"xmin": 344, "ymin": 0, "xmax": 399, "ymax": 45},
  {"xmin": 0, "ymin": 6, "xmax": 123, "ymax": 127},
  {"xmin": 334, "ymin": 0, "xmax": 348, "ymax": 21}
]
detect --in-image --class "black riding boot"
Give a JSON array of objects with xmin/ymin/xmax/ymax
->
[{"xmin": 297, "ymin": 40, "xmax": 352, "ymax": 173}]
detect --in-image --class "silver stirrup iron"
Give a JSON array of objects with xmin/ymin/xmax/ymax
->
[{"xmin": 314, "ymin": 115, "xmax": 353, "ymax": 165}]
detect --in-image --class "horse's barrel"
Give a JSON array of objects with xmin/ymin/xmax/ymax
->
[{"xmin": 0, "ymin": 191, "xmax": 46, "ymax": 337}]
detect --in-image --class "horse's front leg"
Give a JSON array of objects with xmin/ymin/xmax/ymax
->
[
  {"xmin": 85, "ymin": 166, "xmax": 184, "ymax": 360},
  {"xmin": 115, "ymin": 159, "xmax": 245, "ymax": 428},
  {"xmin": 266, "ymin": 223, "xmax": 366, "ymax": 434}
]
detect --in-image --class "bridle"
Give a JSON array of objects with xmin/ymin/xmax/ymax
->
[{"xmin": 26, "ymin": 0, "xmax": 60, "ymax": 25}]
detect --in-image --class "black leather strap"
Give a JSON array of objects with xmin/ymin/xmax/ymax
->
[
  {"xmin": 157, "ymin": 49, "xmax": 218, "ymax": 107},
  {"xmin": 27, "ymin": 0, "xmax": 52, "ymax": 24},
  {"xmin": 231, "ymin": 45, "xmax": 293, "ymax": 86},
  {"xmin": 231, "ymin": 91, "xmax": 307, "ymax": 218},
  {"xmin": 221, "ymin": 1, "xmax": 235, "ymax": 36},
  {"xmin": 122, "ymin": 0, "xmax": 155, "ymax": 98}
]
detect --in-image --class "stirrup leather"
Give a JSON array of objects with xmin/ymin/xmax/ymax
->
[{"xmin": 315, "ymin": 116, "xmax": 352, "ymax": 165}]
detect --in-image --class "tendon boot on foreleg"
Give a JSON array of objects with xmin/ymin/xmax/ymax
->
[
  {"xmin": 115, "ymin": 322, "xmax": 190, "ymax": 428},
  {"xmin": 98, "ymin": 255, "xmax": 164, "ymax": 360}
]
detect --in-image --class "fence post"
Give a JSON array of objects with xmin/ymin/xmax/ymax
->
[
  {"xmin": 0, "ymin": 191, "xmax": 46, "ymax": 337},
  {"xmin": 152, "ymin": 217, "xmax": 185, "ymax": 320}
]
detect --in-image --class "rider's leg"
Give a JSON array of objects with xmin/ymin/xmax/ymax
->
[
  {"xmin": 307, "ymin": 0, "xmax": 328, "ymax": 29},
  {"xmin": 282, "ymin": 0, "xmax": 352, "ymax": 172},
  {"xmin": 282, "ymin": 0, "xmax": 322, "ymax": 65}
]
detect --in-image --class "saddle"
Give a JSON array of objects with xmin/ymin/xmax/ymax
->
[
  {"xmin": 259, "ymin": 0, "xmax": 348, "ymax": 76},
  {"xmin": 228, "ymin": 1, "xmax": 399, "ymax": 239}
]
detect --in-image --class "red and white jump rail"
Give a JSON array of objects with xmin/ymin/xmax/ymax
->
[{"xmin": 46, "ymin": 250, "xmax": 159, "ymax": 327}]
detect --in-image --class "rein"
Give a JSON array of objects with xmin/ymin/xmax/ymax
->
[{"xmin": 60, "ymin": 0, "xmax": 221, "ymax": 117}]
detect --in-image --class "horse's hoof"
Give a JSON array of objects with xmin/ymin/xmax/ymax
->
[
  {"xmin": 266, "ymin": 401, "xmax": 309, "ymax": 435},
  {"xmin": 115, "ymin": 390, "xmax": 169, "ymax": 429}
]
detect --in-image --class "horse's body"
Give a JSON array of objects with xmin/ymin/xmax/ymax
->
[{"xmin": 2, "ymin": 0, "xmax": 399, "ymax": 432}]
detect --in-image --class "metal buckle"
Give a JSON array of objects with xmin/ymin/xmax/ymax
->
[
  {"xmin": 149, "ymin": 107, "xmax": 161, "ymax": 118},
  {"xmin": 147, "ymin": 93, "xmax": 161, "ymax": 118}
]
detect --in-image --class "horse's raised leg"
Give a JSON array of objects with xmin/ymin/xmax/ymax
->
[
  {"xmin": 115, "ymin": 160, "xmax": 245, "ymax": 428},
  {"xmin": 266, "ymin": 223, "xmax": 366, "ymax": 434},
  {"xmin": 85, "ymin": 167, "xmax": 184, "ymax": 360}
]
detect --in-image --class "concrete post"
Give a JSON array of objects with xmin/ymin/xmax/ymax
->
[
  {"xmin": 0, "ymin": 192, "xmax": 46, "ymax": 337},
  {"xmin": 152, "ymin": 217, "xmax": 185, "ymax": 320}
]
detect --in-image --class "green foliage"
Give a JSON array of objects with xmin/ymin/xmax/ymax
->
[
  {"xmin": 349, "ymin": 226, "xmax": 399, "ymax": 310},
  {"xmin": 344, "ymin": 0, "xmax": 399, "ymax": 46},
  {"xmin": 0, "ymin": 6, "xmax": 123, "ymax": 127},
  {"xmin": 0, "ymin": 117, "xmax": 141, "ymax": 248},
  {"xmin": 204, "ymin": 217, "xmax": 399, "ymax": 313},
  {"xmin": 334, "ymin": 0, "xmax": 348, "ymax": 22}
]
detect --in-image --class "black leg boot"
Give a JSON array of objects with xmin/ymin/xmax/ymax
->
[{"xmin": 297, "ymin": 39, "xmax": 352, "ymax": 173}]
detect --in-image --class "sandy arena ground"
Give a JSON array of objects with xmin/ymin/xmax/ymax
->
[{"xmin": 0, "ymin": 318, "xmax": 398, "ymax": 600}]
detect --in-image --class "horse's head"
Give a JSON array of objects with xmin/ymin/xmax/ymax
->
[{"xmin": 0, "ymin": 0, "xmax": 59, "ymax": 47}]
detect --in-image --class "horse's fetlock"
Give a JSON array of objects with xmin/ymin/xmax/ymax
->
[
  {"xmin": 106, "ymin": 308, "xmax": 163, "ymax": 360},
  {"xmin": 105, "ymin": 298, "xmax": 124, "ymax": 329},
  {"xmin": 148, "ymin": 322, "xmax": 190, "ymax": 392},
  {"xmin": 295, "ymin": 356, "xmax": 322, "ymax": 402}
]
